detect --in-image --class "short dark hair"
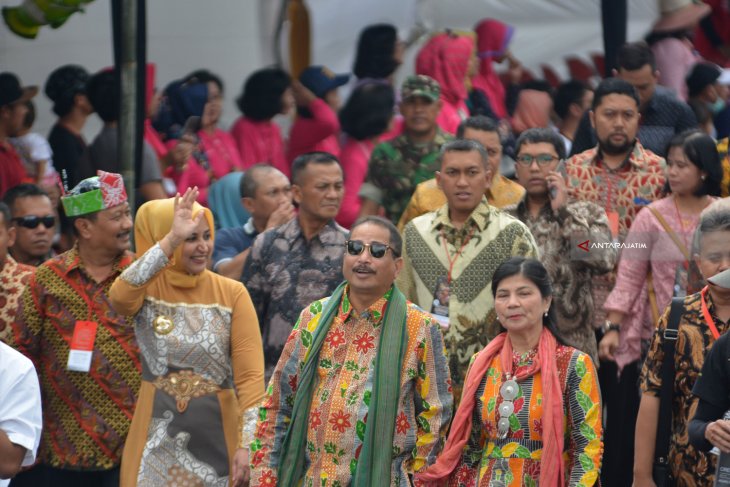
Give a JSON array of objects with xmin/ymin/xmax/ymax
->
[
  {"xmin": 491, "ymin": 257, "xmax": 566, "ymax": 344},
  {"xmin": 592, "ymin": 77, "xmax": 640, "ymax": 111},
  {"xmin": 240, "ymin": 164, "xmax": 281, "ymax": 199},
  {"xmin": 0, "ymin": 202, "xmax": 10, "ymax": 228},
  {"xmin": 553, "ymin": 80, "xmax": 589, "ymax": 120},
  {"xmin": 456, "ymin": 115, "xmax": 498, "ymax": 138},
  {"xmin": 44, "ymin": 64, "xmax": 90, "ymax": 117},
  {"xmin": 683, "ymin": 132, "xmax": 723, "ymax": 197},
  {"xmin": 86, "ymin": 70, "xmax": 118, "ymax": 122},
  {"xmin": 2, "ymin": 183, "xmax": 50, "ymax": 213},
  {"xmin": 236, "ymin": 68, "xmax": 291, "ymax": 121},
  {"xmin": 351, "ymin": 215, "xmax": 402, "ymax": 257},
  {"xmin": 617, "ymin": 41, "xmax": 656, "ymax": 72},
  {"xmin": 440, "ymin": 139, "xmax": 489, "ymax": 166},
  {"xmin": 22, "ymin": 100, "xmax": 35, "ymax": 129},
  {"xmin": 185, "ymin": 69, "xmax": 224, "ymax": 93},
  {"xmin": 515, "ymin": 128, "xmax": 566, "ymax": 160},
  {"xmin": 290, "ymin": 152, "xmax": 341, "ymax": 186},
  {"xmin": 353, "ymin": 24, "xmax": 400, "ymax": 79},
  {"xmin": 339, "ymin": 82, "xmax": 395, "ymax": 140}
]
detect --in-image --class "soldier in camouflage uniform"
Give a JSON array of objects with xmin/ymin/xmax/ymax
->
[{"xmin": 359, "ymin": 75, "xmax": 452, "ymax": 224}]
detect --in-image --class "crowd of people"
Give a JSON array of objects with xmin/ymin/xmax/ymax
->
[{"xmin": 1, "ymin": 2, "xmax": 730, "ymax": 485}]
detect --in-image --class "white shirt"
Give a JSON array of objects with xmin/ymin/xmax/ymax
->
[{"xmin": 0, "ymin": 341, "xmax": 42, "ymax": 487}]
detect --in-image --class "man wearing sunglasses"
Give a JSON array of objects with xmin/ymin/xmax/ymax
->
[
  {"xmin": 396, "ymin": 139, "xmax": 538, "ymax": 401},
  {"xmin": 0, "ymin": 202, "xmax": 34, "ymax": 348},
  {"xmin": 504, "ymin": 128, "xmax": 615, "ymax": 365},
  {"xmin": 250, "ymin": 215, "xmax": 452, "ymax": 487},
  {"xmin": 3, "ymin": 184, "xmax": 55, "ymax": 267},
  {"xmin": 12, "ymin": 171, "xmax": 139, "ymax": 487}
]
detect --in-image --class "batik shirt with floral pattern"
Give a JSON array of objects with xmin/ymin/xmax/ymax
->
[
  {"xmin": 446, "ymin": 345, "xmax": 602, "ymax": 487},
  {"xmin": 640, "ymin": 291, "xmax": 730, "ymax": 486},
  {"xmin": 249, "ymin": 286, "xmax": 454, "ymax": 487},
  {"xmin": 0, "ymin": 256, "xmax": 33, "ymax": 347}
]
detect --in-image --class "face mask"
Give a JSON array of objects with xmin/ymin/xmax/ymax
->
[{"xmin": 711, "ymin": 98, "xmax": 727, "ymax": 115}]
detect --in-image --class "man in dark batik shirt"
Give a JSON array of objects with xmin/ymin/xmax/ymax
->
[{"xmin": 242, "ymin": 152, "xmax": 347, "ymax": 380}]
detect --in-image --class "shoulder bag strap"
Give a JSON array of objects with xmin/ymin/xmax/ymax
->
[{"xmin": 654, "ymin": 297, "xmax": 686, "ymax": 468}]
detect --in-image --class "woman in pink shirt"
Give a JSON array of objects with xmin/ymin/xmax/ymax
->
[
  {"xmin": 230, "ymin": 68, "xmax": 294, "ymax": 176},
  {"xmin": 336, "ymin": 82, "xmax": 395, "ymax": 228},
  {"xmin": 286, "ymin": 65, "xmax": 350, "ymax": 164},
  {"xmin": 599, "ymin": 131, "xmax": 723, "ymax": 372}
]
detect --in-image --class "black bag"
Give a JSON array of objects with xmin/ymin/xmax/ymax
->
[{"xmin": 652, "ymin": 297, "xmax": 685, "ymax": 487}]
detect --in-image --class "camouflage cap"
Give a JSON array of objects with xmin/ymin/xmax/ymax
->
[{"xmin": 401, "ymin": 75, "xmax": 440, "ymax": 102}]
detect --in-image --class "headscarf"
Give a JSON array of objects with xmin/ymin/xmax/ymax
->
[
  {"xmin": 416, "ymin": 328, "xmax": 565, "ymax": 486},
  {"xmin": 472, "ymin": 19, "xmax": 514, "ymax": 119},
  {"xmin": 143, "ymin": 63, "xmax": 169, "ymax": 158},
  {"xmin": 510, "ymin": 89, "xmax": 553, "ymax": 134},
  {"xmin": 207, "ymin": 172, "xmax": 250, "ymax": 229},
  {"xmin": 416, "ymin": 32, "xmax": 475, "ymax": 108},
  {"xmin": 152, "ymin": 78, "xmax": 208, "ymax": 140},
  {"xmin": 134, "ymin": 197, "xmax": 215, "ymax": 288}
]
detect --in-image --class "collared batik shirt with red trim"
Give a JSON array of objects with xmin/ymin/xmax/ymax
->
[
  {"xmin": 13, "ymin": 245, "xmax": 140, "ymax": 470},
  {"xmin": 249, "ymin": 286, "xmax": 454, "ymax": 487}
]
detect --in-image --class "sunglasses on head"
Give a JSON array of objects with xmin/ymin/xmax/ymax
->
[
  {"xmin": 13, "ymin": 215, "xmax": 55, "ymax": 229},
  {"xmin": 345, "ymin": 240, "xmax": 394, "ymax": 259}
]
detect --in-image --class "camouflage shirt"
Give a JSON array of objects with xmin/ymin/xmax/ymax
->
[{"xmin": 358, "ymin": 129, "xmax": 452, "ymax": 224}]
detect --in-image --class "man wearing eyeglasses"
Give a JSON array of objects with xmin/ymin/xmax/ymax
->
[
  {"xmin": 250, "ymin": 215, "xmax": 452, "ymax": 487},
  {"xmin": 396, "ymin": 139, "xmax": 538, "ymax": 400},
  {"xmin": 3, "ymin": 184, "xmax": 55, "ymax": 267},
  {"xmin": 503, "ymin": 128, "xmax": 616, "ymax": 365}
]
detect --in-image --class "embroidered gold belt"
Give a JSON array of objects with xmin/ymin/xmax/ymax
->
[{"xmin": 152, "ymin": 370, "xmax": 220, "ymax": 413}]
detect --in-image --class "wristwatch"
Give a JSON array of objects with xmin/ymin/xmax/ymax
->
[{"xmin": 602, "ymin": 320, "xmax": 620, "ymax": 334}]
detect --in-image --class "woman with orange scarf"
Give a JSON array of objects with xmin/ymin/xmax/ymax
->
[
  {"xmin": 416, "ymin": 257, "xmax": 602, "ymax": 486},
  {"xmin": 110, "ymin": 188, "xmax": 264, "ymax": 486}
]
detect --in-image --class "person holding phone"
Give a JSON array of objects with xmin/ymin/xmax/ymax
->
[{"xmin": 503, "ymin": 128, "xmax": 616, "ymax": 364}]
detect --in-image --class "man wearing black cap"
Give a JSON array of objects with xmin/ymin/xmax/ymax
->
[
  {"xmin": 687, "ymin": 61, "xmax": 730, "ymax": 137},
  {"xmin": 0, "ymin": 72, "xmax": 37, "ymax": 199},
  {"xmin": 44, "ymin": 65, "xmax": 93, "ymax": 188}
]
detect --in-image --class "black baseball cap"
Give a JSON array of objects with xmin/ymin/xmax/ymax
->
[{"xmin": 0, "ymin": 72, "xmax": 38, "ymax": 108}]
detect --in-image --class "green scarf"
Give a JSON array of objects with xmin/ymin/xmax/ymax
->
[{"xmin": 277, "ymin": 282, "xmax": 408, "ymax": 487}]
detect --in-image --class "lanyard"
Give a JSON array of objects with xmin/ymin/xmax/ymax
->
[
  {"xmin": 441, "ymin": 225, "xmax": 476, "ymax": 283},
  {"xmin": 701, "ymin": 286, "xmax": 721, "ymax": 340}
]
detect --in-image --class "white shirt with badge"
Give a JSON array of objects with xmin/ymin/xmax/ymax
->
[{"xmin": 0, "ymin": 341, "xmax": 42, "ymax": 486}]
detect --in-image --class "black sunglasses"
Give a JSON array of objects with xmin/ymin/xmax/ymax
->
[
  {"xmin": 13, "ymin": 215, "xmax": 55, "ymax": 229},
  {"xmin": 345, "ymin": 240, "xmax": 394, "ymax": 259}
]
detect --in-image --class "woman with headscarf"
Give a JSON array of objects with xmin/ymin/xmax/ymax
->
[
  {"xmin": 416, "ymin": 257, "xmax": 602, "ymax": 486},
  {"xmin": 471, "ymin": 19, "xmax": 518, "ymax": 121},
  {"xmin": 110, "ymin": 188, "xmax": 264, "ymax": 487},
  {"xmin": 154, "ymin": 72, "xmax": 243, "ymax": 204},
  {"xmin": 416, "ymin": 31, "xmax": 476, "ymax": 135}
]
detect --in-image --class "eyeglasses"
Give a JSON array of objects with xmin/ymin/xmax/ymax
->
[
  {"xmin": 13, "ymin": 215, "xmax": 55, "ymax": 229},
  {"xmin": 515, "ymin": 154, "xmax": 560, "ymax": 167},
  {"xmin": 345, "ymin": 240, "xmax": 394, "ymax": 259}
]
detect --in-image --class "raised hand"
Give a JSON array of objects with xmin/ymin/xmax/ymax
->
[{"xmin": 160, "ymin": 187, "xmax": 202, "ymax": 257}]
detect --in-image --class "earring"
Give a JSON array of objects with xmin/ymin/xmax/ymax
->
[
  {"xmin": 701, "ymin": 175, "xmax": 706, "ymax": 180},
  {"xmin": 544, "ymin": 311, "xmax": 548, "ymax": 317},
  {"xmin": 496, "ymin": 315, "xmax": 500, "ymax": 322}
]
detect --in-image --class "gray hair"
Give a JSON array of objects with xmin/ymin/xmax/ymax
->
[{"xmin": 351, "ymin": 215, "xmax": 402, "ymax": 257}]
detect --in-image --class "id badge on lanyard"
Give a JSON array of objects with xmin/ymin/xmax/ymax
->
[{"xmin": 67, "ymin": 320, "xmax": 98, "ymax": 372}]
